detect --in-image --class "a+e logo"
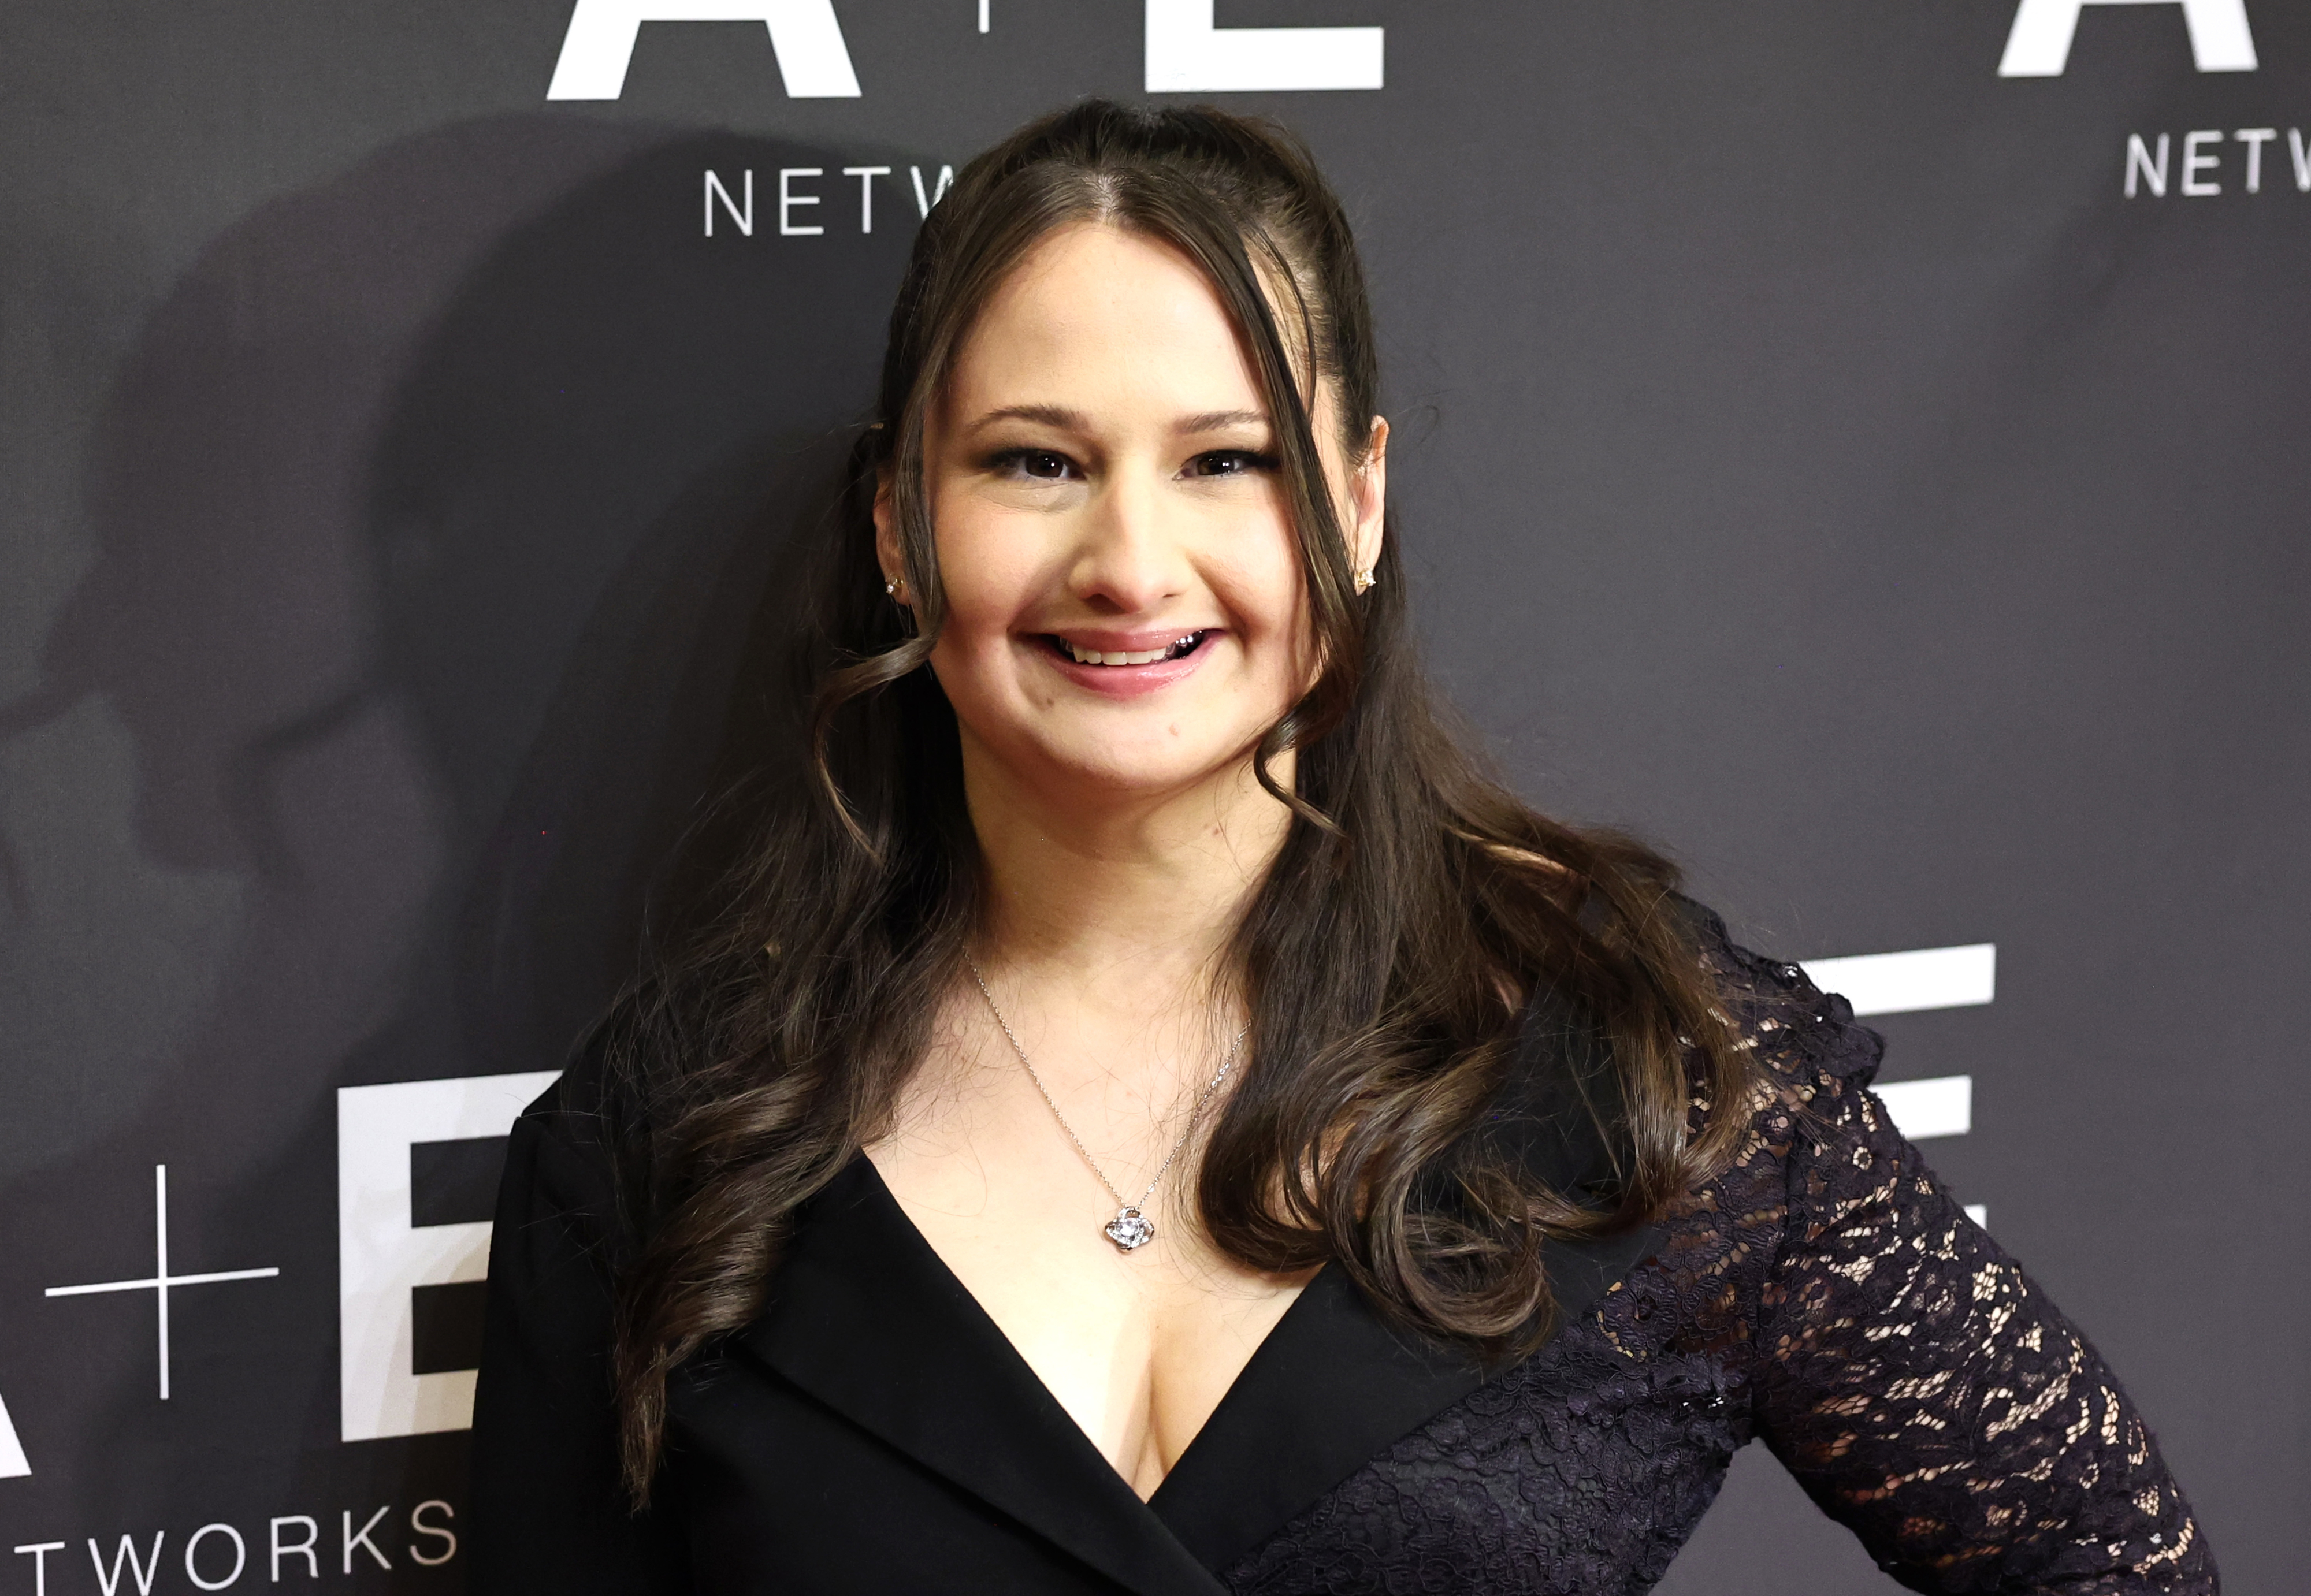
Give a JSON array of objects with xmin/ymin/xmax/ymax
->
[
  {"xmin": 541, "ymin": 0, "xmax": 2264, "ymax": 101},
  {"xmin": 545, "ymin": 0, "xmax": 1386, "ymax": 100}
]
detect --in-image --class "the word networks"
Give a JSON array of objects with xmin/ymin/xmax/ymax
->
[
  {"xmin": 703, "ymin": 164, "xmax": 953, "ymax": 237},
  {"xmin": 12, "ymin": 1505, "xmax": 454, "ymax": 1595},
  {"xmin": 2124, "ymin": 127, "xmax": 2311, "ymax": 195}
]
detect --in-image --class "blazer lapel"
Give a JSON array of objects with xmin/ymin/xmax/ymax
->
[
  {"xmin": 733, "ymin": 1158, "xmax": 1229, "ymax": 1596},
  {"xmin": 1145, "ymin": 1222, "xmax": 1660, "ymax": 1573},
  {"xmin": 736, "ymin": 987, "xmax": 1659, "ymax": 1585},
  {"xmin": 1147, "ymin": 988, "xmax": 1663, "ymax": 1573}
]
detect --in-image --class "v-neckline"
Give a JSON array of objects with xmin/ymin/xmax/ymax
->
[
  {"xmin": 850, "ymin": 1155, "xmax": 1379, "ymax": 1497},
  {"xmin": 734, "ymin": 1155, "xmax": 1235, "ymax": 1596},
  {"xmin": 729, "ymin": 989, "xmax": 1664, "ymax": 1590}
]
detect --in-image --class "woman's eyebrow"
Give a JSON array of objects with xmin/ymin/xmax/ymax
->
[
  {"xmin": 1176, "ymin": 408, "xmax": 1268, "ymax": 434},
  {"xmin": 967, "ymin": 403, "xmax": 1084, "ymax": 433},
  {"xmin": 962, "ymin": 404, "xmax": 1269, "ymax": 437}
]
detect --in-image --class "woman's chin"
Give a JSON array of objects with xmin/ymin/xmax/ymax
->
[{"xmin": 1011, "ymin": 736, "xmax": 1273, "ymax": 810}]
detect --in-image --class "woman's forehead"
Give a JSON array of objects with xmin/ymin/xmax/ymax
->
[{"xmin": 942, "ymin": 221, "xmax": 1328, "ymax": 426}]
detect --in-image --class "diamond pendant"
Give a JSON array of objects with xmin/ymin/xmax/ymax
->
[{"xmin": 1103, "ymin": 1207, "xmax": 1156, "ymax": 1252}]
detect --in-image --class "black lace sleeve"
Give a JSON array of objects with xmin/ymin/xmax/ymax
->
[{"xmin": 1722, "ymin": 943, "xmax": 2215, "ymax": 1593}]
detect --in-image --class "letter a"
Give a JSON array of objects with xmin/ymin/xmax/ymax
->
[
  {"xmin": 2000, "ymin": 0, "xmax": 2256, "ymax": 77},
  {"xmin": 547, "ymin": 0, "xmax": 862, "ymax": 100},
  {"xmin": 0, "ymin": 1385, "xmax": 28, "ymax": 1478}
]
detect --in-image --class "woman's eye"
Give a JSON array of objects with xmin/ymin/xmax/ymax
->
[
  {"xmin": 1188, "ymin": 449, "xmax": 1276, "ymax": 478},
  {"xmin": 991, "ymin": 448, "xmax": 1078, "ymax": 481}
]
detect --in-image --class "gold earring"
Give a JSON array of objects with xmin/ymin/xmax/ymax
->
[
  {"xmin": 1353, "ymin": 567, "xmax": 1376, "ymax": 595},
  {"xmin": 885, "ymin": 573, "xmax": 906, "ymax": 599}
]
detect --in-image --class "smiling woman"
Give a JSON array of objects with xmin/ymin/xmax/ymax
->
[
  {"xmin": 469, "ymin": 103, "xmax": 2213, "ymax": 1595},
  {"xmin": 890, "ymin": 219, "xmax": 1372, "ymax": 798}
]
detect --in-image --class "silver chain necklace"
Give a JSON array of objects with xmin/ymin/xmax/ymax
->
[{"xmin": 965, "ymin": 958, "xmax": 1249, "ymax": 1254}]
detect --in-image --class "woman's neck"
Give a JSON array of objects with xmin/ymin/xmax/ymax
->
[{"xmin": 961, "ymin": 737, "xmax": 1294, "ymax": 1007}]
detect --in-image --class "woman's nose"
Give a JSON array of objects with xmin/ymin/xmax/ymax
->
[{"xmin": 1068, "ymin": 464, "xmax": 1188, "ymax": 613}]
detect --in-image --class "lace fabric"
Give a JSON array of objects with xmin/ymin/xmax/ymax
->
[{"xmin": 1222, "ymin": 920, "xmax": 2213, "ymax": 1595}]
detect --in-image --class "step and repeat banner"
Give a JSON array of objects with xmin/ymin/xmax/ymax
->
[{"xmin": 1, "ymin": 3, "xmax": 2302, "ymax": 1591}]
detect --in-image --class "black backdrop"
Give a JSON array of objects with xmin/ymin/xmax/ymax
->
[{"xmin": 2, "ymin": 3, "xmax": 2302, "ymax": 1590}]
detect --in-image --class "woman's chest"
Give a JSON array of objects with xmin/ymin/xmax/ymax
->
[
  {"xmin": 668, "ymin": 1296, "xmax": 1752, "ymax": 1596},
  {"xmin": 666, "ymin": 1156, "xmax": 1732, "ymax": 1594},
  {"xmin": 865, "ymin": 1134, "xmax": 1312, "ymax": 1495}
]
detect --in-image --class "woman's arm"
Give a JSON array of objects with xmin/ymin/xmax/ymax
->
[
  {"xmin": 1747, "ymin": 1041, "xmax": 2213, "ymax": 1592},
  {"xmin": 469, "ymin": 1079, "xmax": 690, "ymax": 1594}
]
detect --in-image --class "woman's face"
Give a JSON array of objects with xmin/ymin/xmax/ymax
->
[{"xmin": 880, "ymin": 221, "xmax": 1385, "ymax": 813}]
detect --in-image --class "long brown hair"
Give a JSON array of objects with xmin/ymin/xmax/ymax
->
[{"xmin": 600, "ymin": 101, "xmax": 1751, "ymax": 1501}]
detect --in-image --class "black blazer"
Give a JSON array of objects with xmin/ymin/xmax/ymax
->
[
  {"xmin": 471, "ymin": 937, "xmax": 2211, "ymax": 1592},
  {"xmin": 469, "ymin": 998, "xmax": 1655, "ymax": 1595}
]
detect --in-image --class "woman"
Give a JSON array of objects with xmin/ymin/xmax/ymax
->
[{"xmin": 471, "ymin": 102, "xmax": 2212, "ymax": 1594}]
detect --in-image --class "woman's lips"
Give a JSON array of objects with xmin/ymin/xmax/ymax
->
[{"xmin": 1034, "ymin": 628, "xmax": 1218, "ymax": 698}]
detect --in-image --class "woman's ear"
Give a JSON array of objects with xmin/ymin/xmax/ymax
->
[
  {"xmin": 1349, "ymin": 415, "xmax": 1389, "ymax": 578},
  {"xmin": 872, "ymin": 471, "xmax": 907, "ymax": 600}
]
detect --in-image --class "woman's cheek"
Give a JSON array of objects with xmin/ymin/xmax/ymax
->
[{"xmin": 937, "ymin": 515, "xmax": 1038, "ymax": 642}]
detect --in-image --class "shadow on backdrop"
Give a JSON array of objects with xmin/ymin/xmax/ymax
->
[{"xmin": 0, "ymin": 113, "xmax": 912, "ymax": 1573}]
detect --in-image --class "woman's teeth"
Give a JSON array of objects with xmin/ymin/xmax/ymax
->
[{"xmin": 1060, "ymin": 633, "xmax": 1202, "ymax": 667}]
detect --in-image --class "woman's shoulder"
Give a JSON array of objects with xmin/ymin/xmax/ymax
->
[
  {"xmin": 1556, "ymin": 901, "xmax": 1894, "ymax": 1352},
  {"xmin": 1673, "ymin": 895, "xmax": 1886, "ymax": 1106},
  {"xmin": 1478, "ymin": 896, "xmax": 1885, "ymax": 1195},
  {"xmin": 510, "ymin": 1014, "xmax": 615, "ymax": 1141},
  {"xmin": 497, "ymin": 1011, "xmax": 641, "ymax": 1255},
  {"xmin": 1638, "ymin": 899, "xmax": 1899, "ymax": 1262}
]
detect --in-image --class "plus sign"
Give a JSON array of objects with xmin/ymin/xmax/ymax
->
[{"xmin": 45, "ymin": 1165, "xmax": 282, "ymax": 1400}]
